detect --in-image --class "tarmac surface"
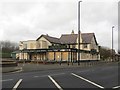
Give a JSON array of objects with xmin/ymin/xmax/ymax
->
[
  {"xmin": 1, "ymin": 60, "xmax": 117, "ymax": 73},
  {"xmin": 2, "ymin": 62, "xmax": 119, "ymax": 89}
]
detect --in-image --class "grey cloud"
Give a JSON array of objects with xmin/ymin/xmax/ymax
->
[
  {"xmin": 0, "ymin": 2, "xmax": 38, "ymax": 16},
  {"xmin": 33, "ymin": 2, "xmax": 77, "ymax": 30},
  {"xmin": 0, "ymin": 0, "xmax": 118, "ymax": 52},
  {"xmin": 81, "ymin": 2, "xmax": 117, "ymax": 25}
]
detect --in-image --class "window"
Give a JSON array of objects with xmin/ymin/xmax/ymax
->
[
  {"xmin": 42, "ymin": 41, "xmax": 47, "ymax": 48},
  {"xmin": 72, "ymin": 45, "xmax": 75, "ymax": 48},
  {"xmin": 52, "ymin": 43, "xmax": 54, "ymax": 46},
  {"xmin": 24, "ymin": 44, "xmax": 27, "ymax": 49},
  {"xmin": 30, "ymin": 43, "xmax": 33, "ymax": 48},
  {"xmin": 38, "ymin": 43, "xmax": 41, "ymax": 48},
  {"xmin": 84, "ymin": 44, "xmax": 87, "ymax": 48}
]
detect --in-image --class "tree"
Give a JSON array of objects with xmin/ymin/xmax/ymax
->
[
  {"xmin": 0, "ymin": 40, "xmax": 19, "ymax": 58},
  {"xmin": 100, "ymin": 46, "xmax": 116, "ymax": 61}
]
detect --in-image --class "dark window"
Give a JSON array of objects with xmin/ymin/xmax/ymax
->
[{"xmin": 84, "ymin": 44, "xmax": 87, "ymax": 48}]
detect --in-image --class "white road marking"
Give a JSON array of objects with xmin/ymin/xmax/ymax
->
[
  {"xmin": 1, "ymin": 79, "xmax": 13, "ymax": 82},
  {"xmin": 13, "ymin": 79, "xmax": 22, "ymax": 89},
  {"xmin": 34, "ymin": 75, "xmax": 48, "ymax": 78},
  {"xmin": 112, "ymin": 86, "xmax": 120, "ymax": 89},
  {"xmin": 50, "ymin": 73, "xmax": 65, "ymax": 76},
  {"xmin": 71, "ymin": 73, "xmax": 104, "ymax": 89},
  {"xmin": 34, "ymin": 76, "xmax": 40, "ymax": 78},
  {"xmin": 48, "ymin": 75, "xmax": 63, "ymax": 90},
  {"xmin": 76, "ymin": 69, "xmax": 95, "ymax": 73}
]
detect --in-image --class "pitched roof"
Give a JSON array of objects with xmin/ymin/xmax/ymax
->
[
  {"xmin": 36, "ymin": 33, "xmax": 97, "ymax": 45},
  {"xmin": 81, "ymin": 33, "xmax": 94, "ymax": 44},
  {"xmin": 60, "ymin": 34, "xmax": 77, "ymax": 44},
  {"xmin": 60, "ymin": 33, "xmax": 96, "ymax": 44},
  {"xmin": 36, "ymin": 34, "xmax": 60, "ymax": 44}
]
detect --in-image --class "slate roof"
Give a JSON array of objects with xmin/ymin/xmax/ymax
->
[
  {"xmin": 36, "ymin": 33, "xmax": 97, "ymax": 45},
  {"xmin": 36, "ymin": 34, "xmax": 60, "ymax": 44},
  {"xmin": 60, "ymin": 33, "xmax": 96, "ymax": 44},
  {"xmin": 81, "ymin": 33, "xmax": 94, "ymax": 44},
  {"xmin": 60, "ymin": 34, "xmax": 77, "ymax": 44}
]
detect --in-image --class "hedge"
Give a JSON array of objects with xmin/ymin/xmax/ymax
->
[{"xmin": 0, "ymin": 53, "xmax": 11, "ymax": 58}]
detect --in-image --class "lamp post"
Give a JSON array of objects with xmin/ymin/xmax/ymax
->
[
  {"xmin": 78, "ymin": 1, "xmax": 82, "ymax": 65},
  {"xmin": 112, "ymin": 26, "xmax": 114, "ymax": 61}
]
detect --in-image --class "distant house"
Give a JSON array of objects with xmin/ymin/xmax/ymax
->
[
  {"xmin": 17, "ymin": 31, "xmax": 100, "ymax": 62},
  {"xmin": 11, "ymin": 50, "xmax": 20, "ymax": 59}
]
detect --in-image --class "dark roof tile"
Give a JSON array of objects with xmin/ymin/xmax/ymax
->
[
  {"xmin": 37, "ymin": 34, "xmax": 60, "ymax": 44},
  {"xmin": 60, "ymin": 34, "xmax": 77, "ymax": 44},
  {"xmin": 37, "ymin": 33, "xmax": 97, "ymax": 44},
  {"xmin": 81, "ymin": 33, "xmax": 94, "ymax": 43}
]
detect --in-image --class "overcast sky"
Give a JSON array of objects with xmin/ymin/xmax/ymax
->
[{"xmin": 0, "ymin": 0, "xmax": 119, "ymax": 52}]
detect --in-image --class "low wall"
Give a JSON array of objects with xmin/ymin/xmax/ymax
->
[{"xmin": 1, "ymin": 58, "xmax": 18, "ymax": 67}]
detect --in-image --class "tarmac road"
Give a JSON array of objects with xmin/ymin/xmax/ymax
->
[{"xmin": 2, "ymin": 62, "xmax": 119, "ymax": 89}]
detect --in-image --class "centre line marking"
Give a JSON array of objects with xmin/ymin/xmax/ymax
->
[
  {"xmin": 112, "ymin": 86, "xmax": 120, "ymax": 89},
  {"xmin": 1, "ymin": 79, "xmax": 13, "ymax": 82},
  {"xmin": 50, "ymin": 73, "xmax": 65, "ymax": 76},
  {"xmin": 48, "ymin": 75, "xmax": 63, "ymax": 90},
  {"xmin": 71, "ymin": 73, "xmax": 104, "ymax": 89},
  {"xmin": 34, "ymin": 75, "xmax": 48, "ymax": 78},
  {"xmin": 13, "ymin": 79, "xmax": 22, "ymax": 89}
]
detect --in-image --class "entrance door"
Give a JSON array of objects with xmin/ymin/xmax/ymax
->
[{"xmin": 29, "ymin": 53, "xmax": 32, "ymax": 60}]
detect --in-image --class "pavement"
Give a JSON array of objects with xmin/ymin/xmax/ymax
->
[
  {"xmin": 2, "ymin": 62, "xmax": 119, "ymax": 89},
  {"xmin": 1, "ymin": 58, "xmax": 21, "ymax": 73},
  {"xmin": 1, "ymin": 61, "xmax": 119, "ymax": 73},
  {"xmin": 2, "ymin": 66, "xmax": 22, "ymax": 73}
]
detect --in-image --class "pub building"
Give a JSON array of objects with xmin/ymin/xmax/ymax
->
[{"xmin": 18, "ymin": 31, "xmax": 100, "ymax": 63}]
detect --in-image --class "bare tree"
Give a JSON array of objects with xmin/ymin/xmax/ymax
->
[
  {"xmin": 100, "ymin": 46, "xmax": 116, "ymax": 60},
  {"xmin": 0, "ymin": 40, "xmax": 19, "ymax": 58},
  {"xmin": 0, "ymin": 40, "xmax": 18, "ymax": 52}
]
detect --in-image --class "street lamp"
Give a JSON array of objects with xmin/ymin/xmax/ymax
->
[
  {"xmin": 112, "ymin": 26, "xmax": 114, "ymax": 61},
  {"xmin": 78, "ymin": 1, "xmax": 82, "ymax": 65}
]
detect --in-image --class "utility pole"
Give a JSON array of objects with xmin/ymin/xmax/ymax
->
[
  {"xmin": 112, "ymin": 26, "xmax": 114, "ymax": 61},
  {"xmin": 78, "ymin": 1, "xmax": 82, "ymax": 65}
]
